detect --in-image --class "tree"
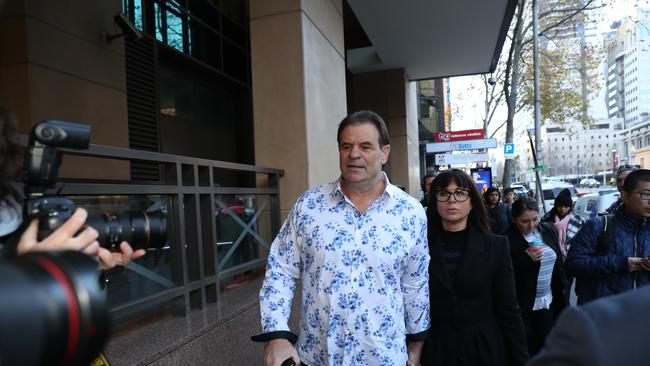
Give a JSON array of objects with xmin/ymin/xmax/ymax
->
[{"xmin": 499, "ymin": 0, "xmax": 602, "ymax": 188}]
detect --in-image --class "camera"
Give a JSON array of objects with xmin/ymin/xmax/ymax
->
[
  {"xmin": 0, "ymin": 251, "xmax": 109, "ymax": 366},
  {"xmin": 23, "ymin": 120, "xmax": 167, "ymax": 250}
]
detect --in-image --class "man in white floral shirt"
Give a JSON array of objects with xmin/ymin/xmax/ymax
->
[{"xmin": 252, "ymin": 111, "xmax": 430, "ymax": 366}]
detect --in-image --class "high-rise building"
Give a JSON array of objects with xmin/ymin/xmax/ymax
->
[
  {"xmin": 604, "ymin": 9, "xmax": 650, "ymax": 167},
  {"xmin": 605, "ymin": 10, "xmax": 650, "ymax": 128}
]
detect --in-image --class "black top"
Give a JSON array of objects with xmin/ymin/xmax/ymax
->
[
  {"xmin": 439, "ymin": 228, "xmax": 468, "ymax": 284},
  {"xmin": 422, "ymin": 225, "xmax": 529, "ymax": 366}
]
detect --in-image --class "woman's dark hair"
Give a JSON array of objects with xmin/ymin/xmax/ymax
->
[
  {"xmin": 483, "ymin": 187, "xmax": 500, "ymax": 204},
  {"xmin": 337, "ymin": 110, "xmax": 390, "ymax": 148},
  {"xmin": 427, "ymin": 169, "xmax": 490, "ymax": 234},
  {"xmin": 510, "ymin": 198, "xmax": 539, "ymax": 219},
  {"xmin": 0, "ymin": 104, "xmax": 20, "ymax": 199}
]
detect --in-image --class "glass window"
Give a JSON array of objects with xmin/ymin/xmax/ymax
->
[
  {"xmin": 165, "ymin": 5, "xmax": 185, "ymax": 52},
  {"xmin": 154, "ymin": 2, "xmax": 164, "ymax": 42}
]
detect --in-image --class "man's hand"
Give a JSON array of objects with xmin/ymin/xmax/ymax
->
[
  {"xmin": 641, "ymin": 257, "xmax": 650, "ymax": 271},
  {"xmin": 17, "ymin": 208, "xmax": 146, "ymax": 269},
  {"xmin": 264, "ymin": 339, "xmax": 300, "ymax": 366},
  {"xmin": 628, "ymin": 257, "xmax": 645, "ymax": 272},
  {"xmin": 407, "ymin": 341, "xmax": 423, "ymax": 366}
]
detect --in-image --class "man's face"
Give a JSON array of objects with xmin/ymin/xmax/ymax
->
[
  {"xmin": 339, "ymin": 123, "xmax": 390, "ymax": 186},
  {"xmin": 423, "ymin": 176, "xmax": 434, "ymax": 196},
  {"xmin": 622, "ymin": 181, "xmax": 650, "ymax": 217},
  {"xmin": 504, "ymin": 192, "xmax": 516, "ymax": 203},
  {"xmin": 488, "ymin": 191, "xmax": 500, "ymax": 205},
  {"xmin": 617, "ymin": 170, "xmax": 633, "ymax": 192}
]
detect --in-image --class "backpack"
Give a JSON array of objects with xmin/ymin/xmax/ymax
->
[{"xmin": 595, "ymin": 214, "xmax": 614, "ymax": 256}]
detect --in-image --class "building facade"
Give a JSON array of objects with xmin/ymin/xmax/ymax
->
[{"xmin": 604, "ymin": 9, "xmax": 650, "ymax": 168}]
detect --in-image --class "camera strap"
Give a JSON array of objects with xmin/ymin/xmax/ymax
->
[{"xmin": 91, "ymin": 352, "xmax": 111, "ymax": 366}]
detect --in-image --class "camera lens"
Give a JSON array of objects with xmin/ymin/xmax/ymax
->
[
  {"xmin": 0, "ymin": 251, "xmax": 109, "ymax": 366},
  {"xmin": 86, "ymin": 210, "xmax": 167, "ymax": 251}
]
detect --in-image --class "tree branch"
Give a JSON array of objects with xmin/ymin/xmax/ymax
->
[
  {"xmin": 490, "ymin": 120, "xmax": 508, "ymax": 138},
  {"xmin": 522, "ymin": 0, "xmax": 597, "ymax": 48}
]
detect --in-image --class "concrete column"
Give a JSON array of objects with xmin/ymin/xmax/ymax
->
[
  {"xmin": 350, "ymin": 69, "xmax": 421, "ymax": 196},
  {"xmin": 250, "ymin": 0, "xmax": 347, "ymax": 215}
]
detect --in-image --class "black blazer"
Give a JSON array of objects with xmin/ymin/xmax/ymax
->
[
  {"xmin": 504, "ymin": 222, "xmax": 568, "ymax": 318},
  {"xmin": 422, "ymin": 225, "xmax": 529, "ymax": 366}
]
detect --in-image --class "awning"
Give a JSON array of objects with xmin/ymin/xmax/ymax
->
[{"xmin": 346, "ymin": 0, "xmax": 518, "ymax": 80}]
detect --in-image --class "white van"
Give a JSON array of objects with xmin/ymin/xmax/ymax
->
[
  {"xmin": 574, "ymin": 192, "xmax": 620, "ymax": 219},
  {"xmin": 541, "ymin": 182, "xmax": 578, "ymax": 211}
]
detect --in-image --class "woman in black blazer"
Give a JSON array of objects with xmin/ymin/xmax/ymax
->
[
  {"xmin": 421, "ymin": 169, "xmax": 528, "ymax": 366},
  {"xmin": 504, "ymin": 198, "xmax": 568, "ymax": 357}
]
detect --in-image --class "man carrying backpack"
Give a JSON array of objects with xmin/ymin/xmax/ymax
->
[{"xmin": 566, "ymin": 169, "xmax": 650, "ymax": 305}]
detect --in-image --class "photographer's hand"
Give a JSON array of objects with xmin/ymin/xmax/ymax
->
[
  {"xmin": 17, "ymin": 208, "xmax": 146, "ymax": 269},
  {"xmin": 97, "ymin": 242, "xmax": 146, "ymax": 269},
  {"xmin": 17, "ymin": 208, "xmax": 100, "ymax": 256}
]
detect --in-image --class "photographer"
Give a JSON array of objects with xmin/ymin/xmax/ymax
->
[{"xmin": 0, "ymin": 104, "xmax": 144, "ymax": 268}]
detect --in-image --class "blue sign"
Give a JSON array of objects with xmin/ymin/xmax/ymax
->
[{"xmin": 504, "ymin": 143, "xmax": 515, "ymax": 154}]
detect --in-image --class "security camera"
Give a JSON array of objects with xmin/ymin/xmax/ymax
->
[
  {"xmin": 488, "ymin": 76, "xmax": 497, "ymax": 86},
  {"xmin": 103, "ymin": 12, "xmax": 144, "ymax": 43}
]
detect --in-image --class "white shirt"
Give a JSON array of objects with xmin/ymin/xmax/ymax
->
[{"xmin": 259, "ymin": 176, "xmax": 430, "ymax": 365}]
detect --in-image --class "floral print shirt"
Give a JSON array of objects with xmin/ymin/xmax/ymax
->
[{"xmin": 259, "ymin": 177, "xmax": 430, "ymax": 365}]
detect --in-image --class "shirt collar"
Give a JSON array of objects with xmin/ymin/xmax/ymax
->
[{"xmin": 333, "ymin": 172, "xmax": 396, "ymax": 202}]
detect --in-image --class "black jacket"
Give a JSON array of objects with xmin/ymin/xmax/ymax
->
[
  {"xmin": 422, "ymin": 226, "xmax": 529, "ymax": 366},
  {"xmin": 504, "ymin": 222, "xmax": 568, "ymax": 318},
  {"xmin": 487, "ymin": 203, "xmax": 510, "ymax": 235}
]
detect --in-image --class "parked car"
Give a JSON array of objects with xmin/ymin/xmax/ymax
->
[
  {"xmin": 542, "ymin": 182, "xmax": 578, "ymax": 210},
  {"xmin": 574, "ymin": 192, "xmax": 620, "ymax": 219},
  {"xmin": 579, "ymin": 178, "xmax": 600, "ymax": 188},
  {"xmin": 510, "ymin": 183, "xmax": 528, "ymax": 198}
]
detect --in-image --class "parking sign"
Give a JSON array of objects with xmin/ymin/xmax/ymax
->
[{"xmin": 504, "ymin": 143, "xmax": 515, "ymax": 159}]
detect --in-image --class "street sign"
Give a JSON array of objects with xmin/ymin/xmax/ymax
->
[
  {"xmin": 435, "ymin": 129, "xmax": 485, "ymax": 142},
  {"xmin": 504, "ymin": 143, "xmax": 515, "ymax": 159},
  {"xmin": 426, "ymin": 138, "xmax": 497, "ymax": 153},
  {"xmin": 435, "ymin": 152, "xmax": 489, "ymax": 165},
  {"xmin": 527, "ymin": 164, "xmax": 546, "ymax": 172}
]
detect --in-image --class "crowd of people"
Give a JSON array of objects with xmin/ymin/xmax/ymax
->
[{"xmin": 254, "ymin": 110, "xmax": 650, "ymax": 366}]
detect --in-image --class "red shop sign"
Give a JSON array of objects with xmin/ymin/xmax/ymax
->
[{"xmin": 434, "ymin": 129, "xmax": 485, "ymax": 142}]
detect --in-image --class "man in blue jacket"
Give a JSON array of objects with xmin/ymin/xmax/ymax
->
[{"xmin": 567, "ymin": 169, "xmax": 650, "ymax": 305}]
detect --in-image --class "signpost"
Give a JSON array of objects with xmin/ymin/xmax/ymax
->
[
  {"xmin": 435, "ymin": 152, "xmax": 489, "ymax": 165},
  {"xmin": 426, "ymin": 138, "xmax": 497, "ymax": 153},
  {"xmin": 504, "ymin": 143, "xmax": 515, "ymax": 159}
]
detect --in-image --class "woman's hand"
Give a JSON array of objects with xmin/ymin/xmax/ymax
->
[
  {"xmin": 97, "ymin": 242, "xmax": 146, "ymax": 270},
  {"xmin": 17, "ymin": 208, "xmax": 100, "ymax": 256},
  {"xmin": 17, "ymin": 208, "xmax": 146, "ymax": 269},
  {"xmin": 526, "ymin": 246, "xmax": 544, "ymax": 262}
]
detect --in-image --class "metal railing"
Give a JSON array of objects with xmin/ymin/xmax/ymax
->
[{"xmin": 18, "ymin": 135, "xmax": 283, "ymax": 323}]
